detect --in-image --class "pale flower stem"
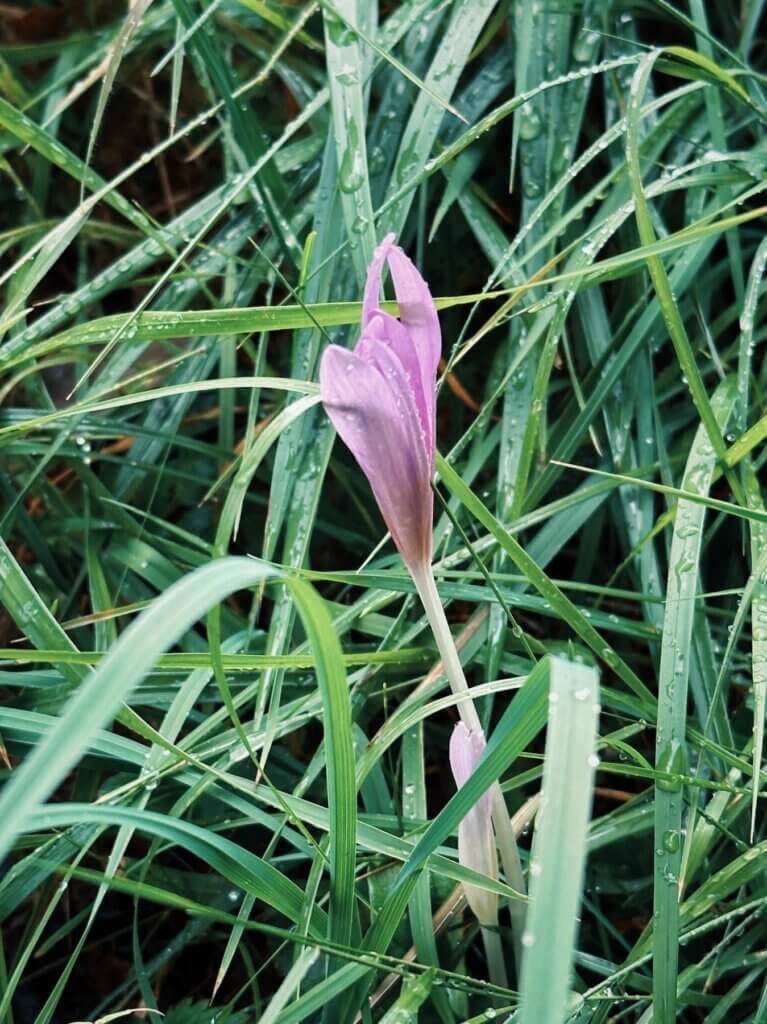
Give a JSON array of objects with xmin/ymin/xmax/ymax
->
[
  {"xmin": 411, "ymin": 564, "xmax": 527, "ymax": 968},
  {"xmin": 411, "ymin": 564, "xmax": 482, "ymax": 733}
]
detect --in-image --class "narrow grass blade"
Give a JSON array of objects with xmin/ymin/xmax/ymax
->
[
  {"xmin": 322, "ymin": 0, "xmax": 377, "ymax": 280},
  {"xmin": 82, "ymin": 0, "xmax": 154, "ymax": 181},
  {"xmin": 518, "ymin": 656, "xmax": 600, "ymax": 1024},
  {"xmin": 651, "ymin": 377, "xmax": 738, "ymax": 1023}
]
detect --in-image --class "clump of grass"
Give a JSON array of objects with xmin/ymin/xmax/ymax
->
[{"xmin": 1, "ymin": 3, "xmax": 766, "ymax": 1022}]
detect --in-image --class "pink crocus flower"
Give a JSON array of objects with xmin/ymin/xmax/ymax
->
[
  {"xmin": 319, "ymin": 233, "xmax": 440, "ymax": 574},
  {"xmin": 319, "ymin": 235, "xmax": 525, "ymax": 969},
  {"xmin": 449, "ymin": 722, "xmax": 499, "ymax": 928}
]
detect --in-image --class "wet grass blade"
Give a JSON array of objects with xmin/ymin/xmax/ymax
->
[
  {"xmin": 518, "ymin": 656, "xmax": 600, "ymax": 1024},
  {"xmin": 651, "ymin": 378, "xmax": 738, "ymax": 1023}
]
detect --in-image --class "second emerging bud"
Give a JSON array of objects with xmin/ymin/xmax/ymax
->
[{"xmin": 449, "ymin": 721, "xmax": 499, "ymax": 928}]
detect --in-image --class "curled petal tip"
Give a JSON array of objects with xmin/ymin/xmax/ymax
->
[{"xmin": 362, "ymin": 234, "xmax": 398, "ymax": 327}]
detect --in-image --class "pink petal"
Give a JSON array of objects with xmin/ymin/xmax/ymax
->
[
  {"xmin": 320, "ymin": 343, "xmax": 433, "ymax": 571},
  {"xmin": 358, "ymin": 310, "xmax": 431, "ymax": 451},
  {"xmin": 386, "ymin": 243, "xmax": 441, "ymax": 446},
  {"xmin": 386, "ymin": 244, "xmax": 441, "ymax": 377},
  {"xmin": 360, "ymin": 236, "xmax": 440, "ymax": 451}
]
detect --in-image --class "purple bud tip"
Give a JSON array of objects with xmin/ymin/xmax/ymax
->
[{"xmin": 449, "ymin": 721, "xmax": 492, "ymax": 819}]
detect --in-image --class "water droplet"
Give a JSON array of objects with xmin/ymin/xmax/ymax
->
[
  {"xmin": 518, "ymin": 102, "xmax": 542, "ymax": 141},
  {"xmin": 334, "ymin": 64, "xmax": 359, "ymax": 86},
  {"xmin": 662, "ymin": 829, "xmax": 680, "ymax": 853},
  {"xmin": 339, "ymin": 119, "xmax": 365, "ymax": 193},
  {"xmin": 573, "ymin": 30, "xmax": 600, "ymax": 63},
  {"xmin": 656, "ymin": 740, "xmax": 685, "ymax": 792},
  {"xmin": 368, "ymin": 145, "xmax": 385, "ymax": 175}
]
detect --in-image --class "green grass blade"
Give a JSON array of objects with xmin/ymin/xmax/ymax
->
[
  {"xmin": 518, "ymin": 656, "xmax": 600, "ymax": 1024},
  {"xmin": 651, "ymin": 377, "xmax": 738, "ymax": 1023},
  {"xmin": 322, "ymin": 0, "xmax": 377, "ymax": 280}
]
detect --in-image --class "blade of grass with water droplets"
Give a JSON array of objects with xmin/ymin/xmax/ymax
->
[
  {"xmin": 0, "ymin": 196, "xmax": 99, "ymax": 342},
  {"xmin": 518, "ymin": 656, "xmax": 600, "ymax": 1024},
  {"xmin": 168, "ymin": 0, "xmax": 299, "ymax": 268},
  {"xmin": 689, "ymin": 0, "xmax": 744, "ymax": 304},
  {"xmin": 2, "ymin": 180, "xmax": 236, "ymax": 361},
  {"xmin": 0, "ymin": 536, "xmax": 84, "ymax": 688},
  {"xmin": 509, "ymin": 0, "xmax": 533, "ymax": 190},
  {"xmin": 737, "ymin": 235, "xmax": 767, "ymax": 838},
  {"xmin": 322, "ymin": 0, "xmax": 377, "ymax": 282},
  {"xmin": 169, "ymin": 14, "xmax": 184, "ymax": 133},
  {"xmin": 0, "ymin": 377, "xmax": 317, "ymax": 443},
  {"xmin": 651, "ymin": 376, "xmax": 738, "ymax": 1023},
  {"xmin": 0, "ymin": 95, "xmax": 155, "ymax": 236},
  {"xmin": 424, "ymin": 30, "xmax": 513, "ymax": 239},
  {"xmin": 528, "ymin": 230, "xmax": 720, "ymax": 510},
  {"xmin": 378, "ymin": 969, "xmax": 436, "ymax": 1024}
]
